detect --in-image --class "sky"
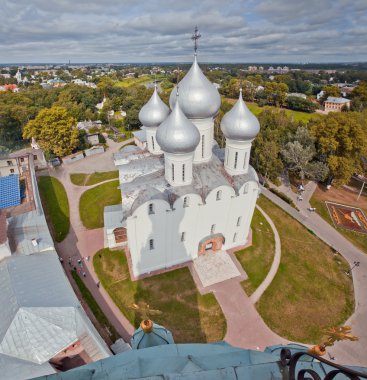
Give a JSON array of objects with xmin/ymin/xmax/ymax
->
[{"xmin": 1, "ymin": 0, "xmax": 366, "ymax": 64}]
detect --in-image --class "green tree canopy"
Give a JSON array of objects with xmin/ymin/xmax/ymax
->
[
  {"xmin": 310, "ymin": 112, "xmax": 367, "ymax": 185},
  {"xmin": 321, "ymin": 85, "xmax": 341, "ymax": 102},
  {"xmin": 23, "ymin": 106, "xmax": 78, "ymax": 157}
]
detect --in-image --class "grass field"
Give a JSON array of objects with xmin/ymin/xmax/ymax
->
[
  {"xmin": 256, "ymin": 195, "xmax": 354, "ymax": 343},
  {"xmin": 93, "ymin": 248, "xmax": 226, "ymax": 343},
  {"xmin": 236, "ymin": 207, "xmax": 275, "ymax": 295},
  {"xmin": 310, "ymin": 183, "xmax": 367, "ymax": 254},
  {"xmin": 71, "ymin": 271, "xmax": 120, "ymax": 343},
  {"xmin": 38, "ymin": 176, "xmax": 70, "ymax": 242},
  {"xmin": 79, "ymin": 180, "xmax": 121, "ymax": 229},
  {"xmin": 70, "ymin": 171, "xmax": 119, "ymax": 186},
  {"xmin": 226, "ymin": 98, "xmax": 321, "ymax": 123}
]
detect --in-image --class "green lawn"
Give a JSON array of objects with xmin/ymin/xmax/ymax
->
[
  {"xmin": 94, "ymin": 248, "xmax": 226, "ymax": 343},
  {"xmin": 236, "ymin": 207, "xmax": 275, "ymax": 295},
  {"xmin": 310, "ymin": 185, "xmax": 367, "ymax": 254},
  {"xmin": 226, "ymin": 99, "xmax": 321, "ymax": 123},
  {"xmin": 70, "ymin": 171, "xmax": 119, "ymax": 186},
  {"xmin": 256, "ymin": 195, "xmax": 354, "ymax": 343},
  {"xmin": 79, "ymin": 180, "xmax": 121, "ymax": 229},
  {"xmin": 38, "ymin": 176, "xmax": 70, "ymax": 242},
  {"xmin": 71, "ymin": 271, "xmax": 120, "ymax": 343}
]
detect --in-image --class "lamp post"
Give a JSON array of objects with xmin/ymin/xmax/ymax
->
[{"xmin": 345, "ymin": 261, "xmax": 360, "ymax": 276}]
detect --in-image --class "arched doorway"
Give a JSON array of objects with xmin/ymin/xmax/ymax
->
[
  {"xmin": 113, "ymin": 227, "xmax": 127, "ymax": 244},
  {"xmin": 198, "ymin": 234, "xmax": 225, "ymax": 256}
]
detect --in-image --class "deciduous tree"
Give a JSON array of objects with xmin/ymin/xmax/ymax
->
[
  {"xmin": 310, "ymin": 113, "xmax": 367, "ymax": 185},
  {"xmin": 23, "ymin": 106, "xmax": 78, "ymax": 157}
]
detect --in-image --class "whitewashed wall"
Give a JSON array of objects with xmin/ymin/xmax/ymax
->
[{"xmin": 127, "ymin": 180, "xmax": 259, "ymax": 276}]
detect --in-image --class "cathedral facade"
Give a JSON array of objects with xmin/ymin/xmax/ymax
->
[{"xmin": 104, "ymin": 37, "xmax": 260, "ymax": 278}]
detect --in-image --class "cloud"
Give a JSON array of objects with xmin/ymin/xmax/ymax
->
[{"xmin": 0, "ymin": 0, "xmax": 366, "ymax": 63}]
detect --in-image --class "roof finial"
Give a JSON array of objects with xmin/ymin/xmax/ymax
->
[{"xmin": 191, "ymin": 26, "xmax": 201, "ymax": 55}]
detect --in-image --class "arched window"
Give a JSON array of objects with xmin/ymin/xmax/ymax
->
[
  {"xmin": 243, "ymin": 152, "xmax": 247, "ymax": 169},
  {"xmin": 234, "ymin": 152, "xmax": 238, "ymax": 169},
  {"xmin": 233, "ymin": 233, "xmax": 237, "ymax": 242},
  {"xmin": 237, "ymin": 216, "xmax": 241, "ymax": 227},
  {"xmin": 148, "ymin": 203, "xmax": 154, "ymax": 214},
  {"xmin": 211, "ymin": 224, "xmax": 216, "ymax": 234},
  {"xmin": 182, "ymin": 164, "xmax": 185, "ymax": 182},
  {"xmin": 216, "ymin": 190, "xmax": 222, "ymax": 201},
  {"xmin": 151, "ymin": 136, "xmax": 155, "ymax": 150},
  {"xmin": 149, "ymin": 239, "xmax": 154, "ymax": 250},
  {"xmin": 172, "ymin": 163, "xmax": 175, "ymax": 182},
  {"xmin": 181, "ymin": 232, "xmax": 186, "ymax": 242},
  {"xmin": 183, "ymin": 196, "xmax": 189, "ymax": 207},
  {"xmin": 201, "ymin": 135, "xmax": 205, "ymax": 158}
]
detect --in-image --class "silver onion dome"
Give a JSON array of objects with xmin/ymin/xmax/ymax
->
[
  {"xmin": 220, "ymin": 89, "xmax": 260, "ymax": 141},
  {"xmin": 139, "ymin": 84, "xmax": 170, "ymax": 127},
  {"xmin": 169, "ymin": 55, "xmax": 221, "ymax": 119},
  {"xmin": 156, "ymin": 91, "xmax": 200, "ymax": 154}
]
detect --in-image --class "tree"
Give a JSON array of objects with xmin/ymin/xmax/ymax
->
[
  {"xmin": 350, "ymin": 81, "xmax": 367, "ymax": 111},
  {"xmin": 286, "ymin": 96, "xmax": 317, "ymax": 113},
  {"xmin": 310, "ymin": 113, "xmax": 367, "ymax": 186},
  {"xmin": 23, "ymin": 106, "xmax": 78, "ymax": 157},
  {"xmin": 281, "ymin": 127, "xmax": 328, "ymax": 183},
  {"xmin": 320, "ymin": 85, "xmax": 340, "ymax": 102},
  {"xmin": 263, "ymin": 82, "xmax": 288, "ymax": 107}
]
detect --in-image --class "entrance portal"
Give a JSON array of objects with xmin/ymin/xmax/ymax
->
[
  {"xmin": 198, "ymin": 234, "xmax": 224, "ymax": 256},
  {"xmin": 113, "ymin": 227, "xmax": 127, "ymax": 244}
]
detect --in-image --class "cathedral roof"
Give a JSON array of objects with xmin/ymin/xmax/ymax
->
[
  {"xmin": 220, "ymin": 89, "xmax": 260, "ymax": 141},
  {"xmin": 156, "ymin": 91, "xmax": 200, "ymax": 154},
  {"xmin": 138, "ymin": 85, "xmax": 170, "ymax": 128},
  {"xmin": 169, "ymin": 55, "xmax": 221, "ymax": 119},
  {"xmin": 117, "ymin": 150, "xmax": 259, "ymax": 219}
]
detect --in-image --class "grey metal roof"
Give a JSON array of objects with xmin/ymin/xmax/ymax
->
[
  {"xmin": 325, "ymin": 96, "xmax": 351, "ymax": 104},
  {"xmin": 132, "ymin": 129, "xmax": 147, "ymax": 143},
  {"xmin": 0, "ymin": 252, "xmax": 109, "ymax": 367},
  {"xmin": 221, "ymin": 89, "xmax": 260, "ymax": 141},
  {"xmin": 156, "ymin": 93, "xmax": 200, "ymax": 154},
  {"xmin": 117, "ymin": 148, "xmax": 258, "ymax": 220},
  {"xmin": 169, "ymin": 55, "xmax": 221, "ymax": 119},
  {"xmin": 0, "ymin": 354, "xmax": 56, "ymax": 380},
  {"xmin": 7, "ymin": 209, "xmax": 54, "ymax": 255},
  {"xmin": 104, "ymin": 205, "xmax": 124, "ymax": 230},
  {"xmin": 138, "ymin": 85, "xmax": 170, "ymax": 128}
]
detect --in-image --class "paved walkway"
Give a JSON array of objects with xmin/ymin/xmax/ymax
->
[
  {"xmin": 250, "ymin": 205, "xmax": 281, "ymax": 304},
  {"xmin": 43, "ymin": 140, "xmax": 136, "ymax": 343},
  {"xmin": 262, "ymin": 182, "xmax": 367, "ymax": 366}
]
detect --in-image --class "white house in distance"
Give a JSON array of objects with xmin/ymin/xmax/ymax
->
[{"xmin": 104, "ymin": 33, "xmax": 260, "ymax": 278}]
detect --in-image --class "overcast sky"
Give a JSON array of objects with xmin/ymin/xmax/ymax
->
[{"xmin": 1, "ymin": 0, "xmax": 366, "ymax": 63}]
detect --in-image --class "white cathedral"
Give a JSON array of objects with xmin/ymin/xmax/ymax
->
[{"xmin": 104, "ymin": 32, "xmax": 261, "ymax": 278}]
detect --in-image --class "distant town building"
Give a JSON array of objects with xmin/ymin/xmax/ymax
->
[
  {"xmin": 316, "ymin": 90, "xmax": 325, "ymax": 101},
  {"xmin": 324, "ymin": 97, "xmax": 351, "ymax": 113},
  {"xmin": 287, "ymin": 93, "xmax": 307, "ymax": 99},
  {"xmin": 15, "ymin": 69, "xmax": 22, "ymax": 83},
  {"xmin": 0, "ymin": 84, "xmax": 18, "ymax": 92}
]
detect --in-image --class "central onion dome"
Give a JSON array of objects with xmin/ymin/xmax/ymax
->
[
  {"xmin": 221, "ymin": 89, "xmax": 260, "ymax": 141},
  {"xmin": 156, "ymin": 91, "xmax": 200, "ymax": 154},
  {"xmin": 169, "ymin": 55, "xmax": 221, "ymax": 119},
  {"xmin": 139, "ymin": 84, "xmax": 170, "ymax": 127}
]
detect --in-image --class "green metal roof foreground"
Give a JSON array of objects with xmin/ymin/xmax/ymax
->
[
  {"xmin": 131, "ymin": 321, "xmax": 174, "ymax": 349},
  {"xmin": 32, "ymin": 342, "xmax": 367, "ymax": 380}
]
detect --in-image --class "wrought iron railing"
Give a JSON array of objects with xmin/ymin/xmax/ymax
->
[{"xmin": 280, "ymin": 348, "xmax": 367, "ymax": 380}]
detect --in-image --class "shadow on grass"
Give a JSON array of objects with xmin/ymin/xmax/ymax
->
[
  {"xmin": 38, "ymin": 176, "xmax": 70, "ymax": 242},
  {"xmin": 93, "ymin": 248, "xmax": 226, "ymax": 344}
]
